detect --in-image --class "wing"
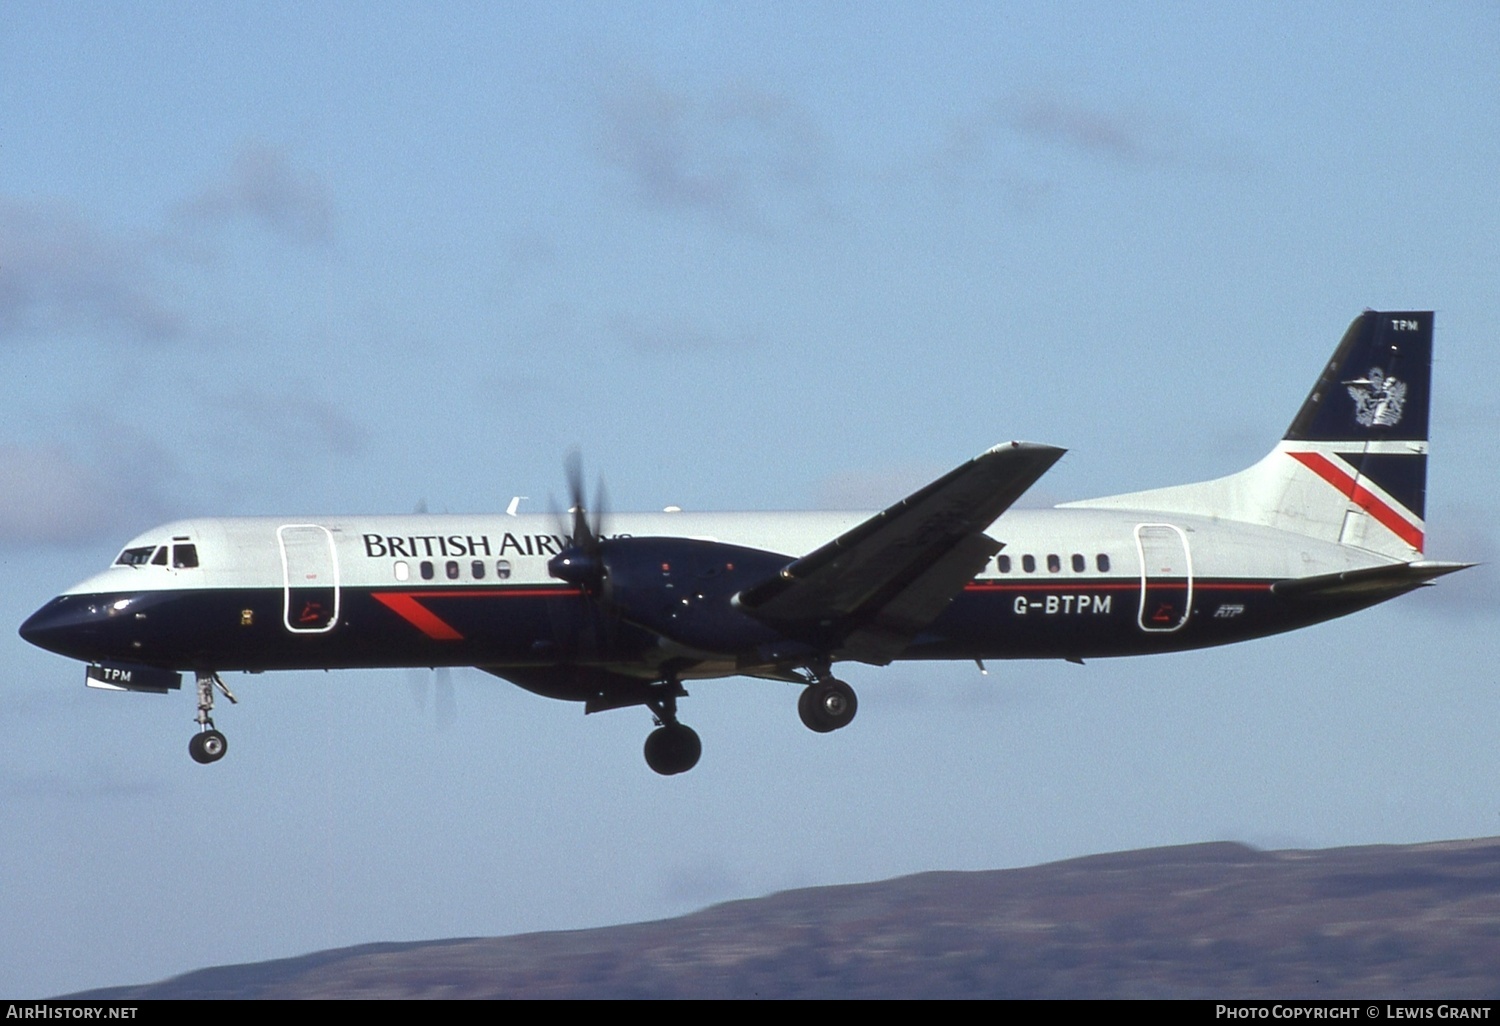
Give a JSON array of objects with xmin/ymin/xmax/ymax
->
[
  {"xmin": 736, "ymin": 441, "xmax": 1066, "ymax": 664},
  {"xmin": 481, "ymin": 665, "xmax": 666, "ymax": 714}
]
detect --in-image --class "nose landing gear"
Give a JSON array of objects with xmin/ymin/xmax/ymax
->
[{"xmin": 189, "ymin": 671, "xmax": 237, "ymax": 765}]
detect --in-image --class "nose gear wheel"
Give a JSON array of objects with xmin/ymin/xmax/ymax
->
[
  {"xmin": 189, "ymin": 729, "xmax": 228, "ymax": 764},
  {"xmin": 189, "ymin": 672, "xmax": 236, "ymax": 764}
]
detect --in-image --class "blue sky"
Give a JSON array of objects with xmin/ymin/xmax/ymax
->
[{"xmin": 2, "ymin": 2, "xmax": 1497, "ymax": 996}]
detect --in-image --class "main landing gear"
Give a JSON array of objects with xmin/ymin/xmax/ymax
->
[
  {"xmin": 642, "ymin": 684, "xmax": 700, "ymax": 776},
  {"xmin": 634, "ymin": 668, "xmax": 858, "ymax": 775},
  {"xmin": 798, "ymin": 675, "xmax": 858, "ymax": 734},
  {"xmin": 189, "ymin": 671, "xmax": 237, "ymax": 765}
]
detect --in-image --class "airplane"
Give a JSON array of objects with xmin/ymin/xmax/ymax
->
[{"xmin": 19, "ymin": 310, "xmax": 1470, "ymax": 775}]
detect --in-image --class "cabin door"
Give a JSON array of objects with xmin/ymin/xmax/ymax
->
[
  {"xmin": 279, "ymin": 524, "xmax": 340, "ymax": 633},
  {"xmin": 1135, "ymin": 523, "xmax": 1193, "ymax": 632}
]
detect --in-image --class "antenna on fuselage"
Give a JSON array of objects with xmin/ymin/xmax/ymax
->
[{"xmin": 506, "ymin": 496, "xmax": 527, "ymax": 517}]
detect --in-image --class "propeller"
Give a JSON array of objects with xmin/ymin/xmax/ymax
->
[
  {"xmin": 549, "ymin": 450, "xmax": 609, "ymax": 591},
  {"xmin": 405, "ymin": 664, "xmax": 458, "ymax": 731},
  {"xmin": 539, "ymin": 450, "xmax": 789, "ymax": 657}
]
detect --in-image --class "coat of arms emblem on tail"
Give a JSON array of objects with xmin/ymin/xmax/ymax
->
[{"xmin": 1346, "ymin": 367, "xmax": 1406, "ymax": 427}]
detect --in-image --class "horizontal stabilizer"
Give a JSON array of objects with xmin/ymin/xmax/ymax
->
[{"xmin": 1271, "ymin": 560, "xmax": 1472, "ymax": 600}]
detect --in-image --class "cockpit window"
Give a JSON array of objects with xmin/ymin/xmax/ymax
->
[
  {"xmin": 114, "ymin": 543, "xmax": 198, "ymax": 568},
  {"xmin": 115, "ymin": 546, "xmax": 157, "ymax": 567}
]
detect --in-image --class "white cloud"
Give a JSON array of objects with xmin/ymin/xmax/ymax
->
[
  {"xmin": 216, "ymin": 389, "xmax": 369, "ymax": 458},
  {"xmin": 1003, "ymin": 93, "xmax": 1155, "ymax": 162},
  {"xmin": 179, "ymin": 144, "xmax": 334, "ymax": 245},
  {"xmin": 596, "ymin": 71, "xmax": 829, "ymax": 230},
  {"xmin": 929, "ymin": 90, "xmax": 1216, "ymax": 197},
  {"xmin": 0, "ymin": 443, "xmax": 172, "ymax": 546},
  {"xmin": 0, "ymin": 198, "xmax": 185, "ymax": 344}
]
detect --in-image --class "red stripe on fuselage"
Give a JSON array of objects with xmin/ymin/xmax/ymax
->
[
  {"xmin": 1288, "ymin": 451, "xmax": 1424, "ymax": 550},
  {"xmin": 371, "ymin": 593, "xmax": 465, "ymax": 640},
  {"xmin": 397, "ymin": 588, "xmax": 581, "ymax": 599},
  {"xmin": 371, "ymin": 586, "xmax": 582, "ymax": 640},
  {"xmin": 963, "ymin": 581, "xmax": 1272, "ymax": 592}
]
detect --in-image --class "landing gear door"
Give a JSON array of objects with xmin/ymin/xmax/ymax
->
[
  {"xmin": 279, "ymin": 524, "xmax": 340, "ymax": 633},
  {"xmin": 1135, "ymin": 523, "xmax": 1192, "ymax": 633}
]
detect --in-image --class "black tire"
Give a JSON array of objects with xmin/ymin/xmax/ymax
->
[
  {"xmin": 798, "ymin": 684, "xmax": 831, "ymax": 733},
  {"xmin": 189, "ymin": 729, "xmax": 228, "ymax": 764},
  {"xmin": 643, "ymin": 723, "xmax": 702, "ymax": 775},
  {"xmin": 798, "ymin": 680, "xmax": 858, "ymax": 733}
]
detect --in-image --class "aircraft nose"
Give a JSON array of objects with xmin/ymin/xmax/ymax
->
[{"xmin": 19, "ymin": 596, "xmax": 103, "ymax": 659}]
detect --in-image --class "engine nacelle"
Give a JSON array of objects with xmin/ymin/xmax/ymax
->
[{"xmin": 595, "ymin": 537, "xmax": 795, "ymax": 656}]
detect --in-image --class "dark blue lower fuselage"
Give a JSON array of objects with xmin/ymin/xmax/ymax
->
[{"xmin": 19, "ymin": 576, "xmax": 1401, "ymax": 683}]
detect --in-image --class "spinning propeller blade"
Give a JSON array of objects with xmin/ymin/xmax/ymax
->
[{"xmin": 550, "ymin": 451, "xmax": 609, "ymax": 589}]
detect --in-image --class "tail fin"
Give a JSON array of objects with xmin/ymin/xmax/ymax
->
[{"xmin": 1061, "ymin": 311, "xmax": 1433, "ymax": 561}]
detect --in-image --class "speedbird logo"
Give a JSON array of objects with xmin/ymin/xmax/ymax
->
[{"xmin": 1345, "ymin": 367, "xmax": 1407, "ymax": 427}]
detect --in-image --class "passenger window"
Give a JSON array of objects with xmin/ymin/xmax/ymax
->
[
  {"xmin": 173, "ymin": 544, "xmax": 199, "ymax": 569},
  {"xmin": 151, "ymin": 547, "xmax": 168, "ymax": 566},
  {"xmin": 1071, "ymin": 553, "xmax": 1085, "ymax": 573},
  {"xmin": 496, "ymin": 560, "xmax": 511, "ymax": 580},
  {"xmin": 472, "ymin": 560, "xmax": 486, "ymax": 580},
  {"xmin": 1046, "ymin": 554, "xmax": 1061, "ymax": 573},
  {"xmin": 1022, "ymin": 555, "xmax": 1036, "ymax": 574},
  {"xmin": 997, "ymin": 555, "xmax": 1011, "ymax": 574},
  {"xmin": 420, "ymin": 561, "xmax": 434, "ymax": 581},
  {"xmin": 446, "ymin": 560, "xmax": 460, "ymax": 580},
  {"xmin": 1097, "ymin": 553, "xmax": 1111, "ymax": 573},
  {"xmin": 394, "ymin": 561, "xmax": 410, "ymax": 582}
]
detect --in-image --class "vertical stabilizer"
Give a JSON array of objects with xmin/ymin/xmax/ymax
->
[
  {"xmin": 1280, "ymin": 310, "xmax": 1430, "ymax": 557},
  {"xmin": 1062, "ymin": 311, "xmax": 1433, "ymax": 561}
]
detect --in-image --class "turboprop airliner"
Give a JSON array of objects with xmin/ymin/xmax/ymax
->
[{"xmin": 20, "ymin": 311, "xmax": 1469, "ymax": 774}]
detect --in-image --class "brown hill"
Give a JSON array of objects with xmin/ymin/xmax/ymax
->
[{"xmin": 74, "ymin": 837, "xmax": 1500, "ymax": 999}]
